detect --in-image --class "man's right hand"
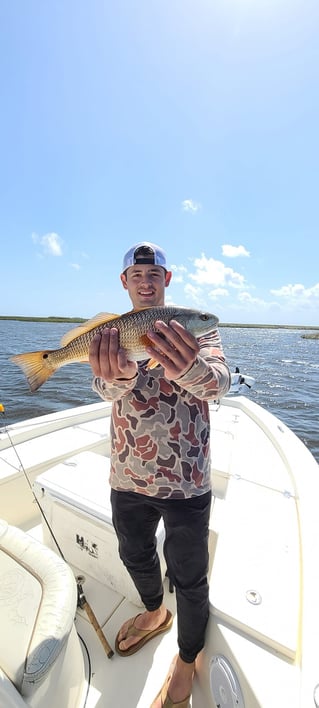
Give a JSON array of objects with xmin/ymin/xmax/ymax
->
[{"xmin": 89, "ymin": 328, "xmax": 138, "ymax": 381}]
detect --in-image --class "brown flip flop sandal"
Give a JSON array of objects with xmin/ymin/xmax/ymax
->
[
  {"xmin": 150, "ymin": 656, "xmax": 191, "ymax": 707},
  {"xmin": 115, "ymin": 609, "xmax": 173, "ymax": 657}
]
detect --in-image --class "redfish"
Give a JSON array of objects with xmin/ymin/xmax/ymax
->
[{"xmin": 11, "ymin": 306, "xmax": 219, "ymax": 392}]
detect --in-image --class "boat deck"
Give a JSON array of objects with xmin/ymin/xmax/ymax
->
[
  {"xmin": 76, "ymin": 576, "xmax": 179, "ymax": 708},
  {"xmin": 27, "ymin": 521, "xmax": 183, "ymax": 708},
  {"xmin": 2, "ymin": 396, "xmax": 319, "ymax": 707}
]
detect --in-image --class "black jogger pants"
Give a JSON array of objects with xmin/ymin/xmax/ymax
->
[{"xmin": 111, "ymin": 489, "xmax": 212, "ymax": 663}]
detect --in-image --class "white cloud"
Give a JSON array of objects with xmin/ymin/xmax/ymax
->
[
  {"xmin": 190, "ymin": 254, "xmax": 246, "ymax": 289},
  {"xmin": 184, "ymin": 283, "xmax": 206, "ymax": 306},
  {"xmin": 182, "ymin": 199, "xmax": 201, "ymax": 213},
  {"xmin": 238, "ymin": 291, "xmax": 269, "ymax": 307},
  {"xmin": 271, "ymin": 283, "xmax": 319, "ymax": 300},
  {"xmin": 171, "ymin": 264, "xmax": 188, "ymax": 283},
  {"xmin": 32, "ymin": 231, "xmax": 63, "ymax": 256},
  {"xmin": 70, "ymin": 263, "xmax": 81, "ymax": 270},
  {"xmin": 171, "ymin": 264, "xmax": 188, "ymax": 273},
  {"xmin": 208, "ymin": 287, "xmax": 229, "ymax": 299},
  {"xmin": 222, "ymin": 244, "xmax": 250, "ymax": 258},
  {"xmin": 171, "ymin": 251, "xmax": 319, "ymax": 325}
]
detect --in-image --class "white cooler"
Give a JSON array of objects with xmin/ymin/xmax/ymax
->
[{"xmin": 33, "ymin": 451, "xmax": 166, "ymax": 607}]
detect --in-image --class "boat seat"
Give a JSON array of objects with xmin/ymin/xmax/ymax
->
[
  {"xmin": 0, "ymin": 519, "xmax": 85, "ymax": 708},
  {"xmin": 0, "ymin": 668, "xmax": 28, "ymax": 708}
]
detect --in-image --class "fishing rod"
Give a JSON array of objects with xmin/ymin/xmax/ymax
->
[{"xmin": 0, "ymin": 403, "xmax": 114, "ymax": 659}]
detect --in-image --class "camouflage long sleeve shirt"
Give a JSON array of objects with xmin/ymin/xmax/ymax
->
[{"xmin": 92, "ymin": 329, "xmax": 230, "ymax": 499}]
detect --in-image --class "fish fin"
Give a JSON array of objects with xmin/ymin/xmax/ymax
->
[
  {"xmin": 60, "ymin": 312, "xmax": 120, "ymax": 346},
  {"xmin": 11, "ymin": 351, "xmax": 56, "ymax": 392},
  {"xmin": 146, "ymin": 358, "xmax": 161, "ymax": 369}
]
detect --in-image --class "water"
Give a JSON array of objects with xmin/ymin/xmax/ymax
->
[
  {"xmin": 221, "ymin": 327, "xmax": 319, "ymax": 463},
  {"xmin": 1, "ymin": 320, "xmax": 318, "ymax": 463}
]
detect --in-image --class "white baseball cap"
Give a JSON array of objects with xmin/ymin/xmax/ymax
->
[{"xmin": 122, "ymin": 242, "xmax": 167, "ymax": 272}]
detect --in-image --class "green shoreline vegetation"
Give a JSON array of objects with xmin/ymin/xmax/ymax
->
[
  {"xmin": 0, "ymin": 315, "xmax": 87, "ymax": 323},
  {"xmin": 0, "ymin": 314, "xmax": 318, "ymax": 334}
]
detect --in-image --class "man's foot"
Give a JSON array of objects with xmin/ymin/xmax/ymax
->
[
  {"xmin": 150, "ymin": 654, "xmax": 195, "ymax": 707},
  {"xmin": 115, "ymin": 605, "xmax": 172, "ymax": 656}
]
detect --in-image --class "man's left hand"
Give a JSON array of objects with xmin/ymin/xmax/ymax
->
[{"xmin": 146, "ymin": 320, "xmax": 200, "ymax": 379}]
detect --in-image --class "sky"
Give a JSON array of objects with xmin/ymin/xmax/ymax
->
[{"xmin": 1, "ymin": 0, "xmax": 319, "ymax": 326}]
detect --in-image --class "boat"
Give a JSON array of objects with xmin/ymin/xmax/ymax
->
[{"xmin": 0, "ymin": 372, "xmax": 319, "ymax": 708}]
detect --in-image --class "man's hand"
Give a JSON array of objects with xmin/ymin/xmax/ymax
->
[
  {"xmin": 146, "ymin": 320, "xmax": 200, "ymax": 379},
  {"xmin": 89, "ymin": 328, "xmax": 137, "ymax": 381}
]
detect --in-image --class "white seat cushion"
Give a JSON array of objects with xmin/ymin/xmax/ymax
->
[{"xmin": 0, "ymin": 519, "xmax": 77, "ymax": 689}]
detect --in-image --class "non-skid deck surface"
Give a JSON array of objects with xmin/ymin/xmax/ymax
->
[{"xmin": 74, "ymin": 576, "xmax": 187, "ymax": 708}]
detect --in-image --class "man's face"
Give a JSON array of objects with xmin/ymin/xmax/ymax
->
[{"xmin": 120, "ymin": 264, "xmax": 172, "ymax": 308}]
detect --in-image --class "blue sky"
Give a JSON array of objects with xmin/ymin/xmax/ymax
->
[{"xmin": 1, "ymin": 0, "xmax": 318, "ymax": 326}]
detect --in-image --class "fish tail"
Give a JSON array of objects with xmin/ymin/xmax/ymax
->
[{"xmin": 11, "ymin": 350, "xmax": 57, "ymax": 392}]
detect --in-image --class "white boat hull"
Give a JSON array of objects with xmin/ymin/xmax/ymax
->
[{"xmin": 1, "ymin": 395, "xmax": 319, "ymax": 707}]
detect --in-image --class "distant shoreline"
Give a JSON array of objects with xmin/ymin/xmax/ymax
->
[
  {"xmin": 0, "ymin": 315, "xmax": 86, "ymax": 323},
  {"xmin": 0, "ymin": 315, "xmax": 318, "ymax": 331}
]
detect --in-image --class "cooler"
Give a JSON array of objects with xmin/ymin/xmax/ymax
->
[{"xmin": 33, "ymin": 451, "xmax": 166, "ymax": 606}]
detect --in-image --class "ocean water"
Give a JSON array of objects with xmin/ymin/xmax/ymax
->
[{"xmin": 0, "ymin": 320, "xmax": 318, "ymax": 463}]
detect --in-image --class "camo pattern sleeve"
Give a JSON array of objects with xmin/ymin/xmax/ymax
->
[
  {"xmin": 92, "ymin": 328, "xmax": 230, "ymax": 499},
  {"xmin": 173, "ymin": 330, "xmax": 230, "ymax": 399}
]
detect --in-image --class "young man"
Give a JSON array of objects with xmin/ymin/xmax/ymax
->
[{"xmin": 89, "ymin": 242, "xmax": 230, "ymax": 708}]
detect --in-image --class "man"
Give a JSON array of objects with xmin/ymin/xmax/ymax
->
[{"xmin": 89, "ymin": 242, "xmax": 230, "ymax": 708}]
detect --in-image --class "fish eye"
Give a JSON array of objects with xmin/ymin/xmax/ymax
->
[{"xmin": 200, "ymin": 313, "xmax": 210, "ymax": 321}]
